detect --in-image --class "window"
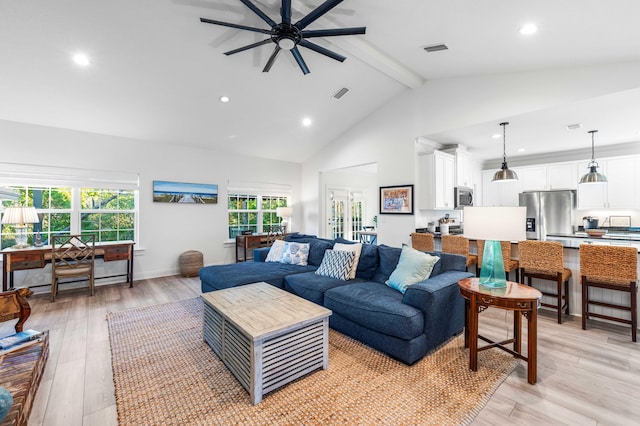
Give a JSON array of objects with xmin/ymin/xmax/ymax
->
[
  {"xmin": 1, "ymin": 186, "xmax": 137, "ymax": 249},
  {"xmin": 228, "ymin": 194, "xmax": 288, "ymax": 238}
]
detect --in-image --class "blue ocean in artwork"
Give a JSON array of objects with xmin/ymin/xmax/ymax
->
[{"xmin": 153, "ymin": 181, "xmax": 218, "ymax": 204}]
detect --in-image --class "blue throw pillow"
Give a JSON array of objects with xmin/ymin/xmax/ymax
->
[
  {"xmin": 279, "ymin": 242, "xmax": 310, "ymax": 265},
  {"xmin": 315, "ymin": 249, "xmax": 356, "ymax": 281},
  {"xmin": 386, "ymin": 245, "xmax": 440, "ymax": 294}
]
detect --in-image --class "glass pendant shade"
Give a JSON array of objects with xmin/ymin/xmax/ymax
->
[
  {"xmin": 492, "ymin": 122, "xmax": 519, "ymax": 183},
  {"xmin": 579, "ymin": 130, "xmax": 607, "ymax": 184}
]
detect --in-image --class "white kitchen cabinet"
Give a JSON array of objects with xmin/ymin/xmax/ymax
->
[
  {"xmin": 577, "ymin": 157, "xmax": 638, "ymax": 209},
  {"xmin": 546, "ymin": 163, "xmax": 577, "ymax": 190},
  {"xmin": 456, "ymin": 149, "xmax": 474, "ymax": 188},
  {"xmin": 481, "ymin": 169, "xmax": 519, "ymax": 206},
  {"xmin": 417, "ymin": 151, "xmax": 455, "ymax": 210},
  {"xmin": 517, "ymin": 166, "xmax": 547, "ymax": 192}
]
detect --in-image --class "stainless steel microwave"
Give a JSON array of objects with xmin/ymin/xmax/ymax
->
[{"xmin": 454, "ymin": 187, "xmax": 473, "ymax": 209}]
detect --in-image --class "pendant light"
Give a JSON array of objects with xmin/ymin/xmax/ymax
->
[
  {"xmin": 579, "ymin": 130, "xmax": 607, "ymax": 184},
  {"xmin": 492, "ymin": 122, "xmax": 519, "ymax": 182}
]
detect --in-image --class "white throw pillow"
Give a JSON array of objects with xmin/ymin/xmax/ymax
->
[
  {"xmin": 333, "ymin": 242, "xmax": 362, "ymax": 279},
  {"xmin": 265, "ymin": 239, "xmax": 286, "ymax": 262}
]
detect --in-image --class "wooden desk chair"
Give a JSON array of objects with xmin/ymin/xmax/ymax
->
[
  {"xmin": 410, "ymin": 232, "xmax": 434, "ymax": 252},
  {"xmin": 0, "ymin": 288, "xmax": 32, "ymax": 332},
  {"xmin": 518, "ymin": 240, "xmax": 571, "ymax": 324},
  {"xmin": 579, "ymin": 244, "xmax": 637, "ymax": 342},
  {"xmin": 441, "ymin": 235, "xmax": 478, "ymax": 272},
  {"xmin": 477, "ymin": 240, "xmax": 520, "ymax": 282},
  {"xmin": 51, "ymin": 234, "xmax": 96, "ymax": 302},
  {"xmin": 360, "ymin": 226, "xmax": 377, "ymax": 244}
]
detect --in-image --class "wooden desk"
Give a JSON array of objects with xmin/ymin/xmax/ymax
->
[
  {"xmin": 2, "ymin": 241, "xmax": 134, "ymax": 292},
  {"xmin": 458, "ymin": 277, "xmax": 542, "ymax": 384}
]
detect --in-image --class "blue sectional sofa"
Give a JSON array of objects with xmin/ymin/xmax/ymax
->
[{"xmin": 199, "ymin": 234, "xmax": 473, "ymax": 365}]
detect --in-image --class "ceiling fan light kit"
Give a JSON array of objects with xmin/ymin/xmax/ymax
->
[{"xmin": 200, "ymin": 0, "xmax": 366, "ymax": 75}]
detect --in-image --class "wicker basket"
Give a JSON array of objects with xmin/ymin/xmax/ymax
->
[{"xmin": 179, "ymin": 250, "xmax": 203, "ymax": 277}]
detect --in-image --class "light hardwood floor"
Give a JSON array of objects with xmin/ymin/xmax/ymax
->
[{"xmin": 2, "ymin": 277, "xmax": 638, "ymax": 426}]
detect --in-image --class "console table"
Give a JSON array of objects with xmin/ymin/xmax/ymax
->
[
  {"xmin": 458, "ymin": 277, "xmax": 542, "ymax": 384},
  {"xmin": 2, "ymin": 241, "xmax": 134, "ymax": 292}
]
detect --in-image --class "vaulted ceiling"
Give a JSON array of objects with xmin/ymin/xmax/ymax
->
[{"xmin": 2, "ymin": 0, "xmax": 640, "ymax": 163}]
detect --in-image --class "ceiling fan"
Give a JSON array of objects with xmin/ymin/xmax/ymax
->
[{"xmin": 200, "ymin": 0, "xmax": 366, "ymax": 75}]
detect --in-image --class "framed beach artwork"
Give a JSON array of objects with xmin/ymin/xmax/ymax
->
[
  {"xmin": 153, "ymin": 180, "xmax": 218, "ymax": 204},
  {"xmin": 379, "ymin": 184, "xmax": 414, "ymax": 215}
]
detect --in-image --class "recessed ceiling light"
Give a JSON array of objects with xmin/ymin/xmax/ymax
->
[
  {"xmin": 517, "ymin": 148, "xmax": 526, "ymax": 152},
  {"xmin": 73, "ymin": 53, "xmax": 90, "ymax": 67},
  {"xmin": 219, "ymin": 96, "xmax": 230, "ymax": 103},
  {"xmin": 519, "ymin": 24, "xmax": 537, "ymax": 35},
  {"xmin": 302, "ymin": 117, "xmax": 312, "ymax": 127},
  {"xmin": 492, "ymin": 133, "xmax": 502, "ymax": 139},
  {"xmin": 566, "ymin": 123, "xmax": 583, "ymax": 130}
]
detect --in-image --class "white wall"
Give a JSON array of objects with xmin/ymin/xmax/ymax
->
[
  {"xmin": 301, "ymin": 61, "xmax": 640, "ymax": 247},
  {"xmin": 0, "ymin": 119, "xmax": 301, "ymax": 288}
]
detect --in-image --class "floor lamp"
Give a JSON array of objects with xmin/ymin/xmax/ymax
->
[{"xmin": 463, "ymin": 206, "xmax": 526, "ymax": 288}]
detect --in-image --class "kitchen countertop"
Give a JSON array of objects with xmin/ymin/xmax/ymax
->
[{"xmin": 546, "ymin": 233, "xmax": 640, "ymax": 252}]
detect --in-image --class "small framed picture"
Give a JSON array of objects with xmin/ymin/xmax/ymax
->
[{"xmin": 379, "ymin": 185, "xmax": 414, "ymax": 215}]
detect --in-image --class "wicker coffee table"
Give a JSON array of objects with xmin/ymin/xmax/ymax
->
[{"xmin": 202, "ymin": 282, "xmax": 332, "ymax": 404}]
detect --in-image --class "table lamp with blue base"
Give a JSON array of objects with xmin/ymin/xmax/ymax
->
[{"xmin": 463, "ymin": 206, "xmax": 526, "ymax": 289}]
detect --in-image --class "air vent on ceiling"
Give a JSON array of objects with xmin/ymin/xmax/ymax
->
[
  {"xmin": 332, "ymin": 87, "xmax": 351, "ymax": 100},
  {"xmin": 566, "ymin": 123, "xmax": 583, "ymax": 130},
  {"xmin": 423, "ymin": 44, "xmax": 448, "ymax": 53}
]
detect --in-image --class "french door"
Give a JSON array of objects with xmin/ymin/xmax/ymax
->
[{"xmin": 326, "ymin": 187, "xmax": 365, "ymax": 241}]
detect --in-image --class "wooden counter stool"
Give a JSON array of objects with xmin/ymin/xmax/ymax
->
[
  {"xmin": 518, "ymin": 240, "xmax": 571, "ymax": 324},
  {"xmin": 477, "ymin": 240, "xmax": 520, "ymax": 282},
  {"xmin": 579, "ymin": 244, "xmax": 637, "ymax": 342},
  {"xmin": 410, "ymin": 232, "xmax": 434, "ymax": 252},
  {"xmin": 442, "ymin": 235, "xmax": 478, "ymax": 273}
]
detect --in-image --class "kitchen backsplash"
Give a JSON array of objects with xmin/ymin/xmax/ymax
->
[{"xmin": 575, "ymin": 209, "xmax": 640, "ymax": 229}]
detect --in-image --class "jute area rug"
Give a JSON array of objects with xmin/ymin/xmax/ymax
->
[{"xmin": 107, "ymin": 298, "xmax": 517, "ymax": 426}]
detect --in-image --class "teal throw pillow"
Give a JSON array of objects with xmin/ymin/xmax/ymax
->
[
  {"xmin": 315, "ymin": 249, "xmax": 356, "ymax": 281},
  {"xmin": 279, "ymin": 242, "xmax": 310, "ymax": 266},
  {"xmin": 386, "ymin": 245, "xmax": 440, "ymax": 294}
]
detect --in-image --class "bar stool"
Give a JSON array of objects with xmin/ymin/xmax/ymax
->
[
  {"xmin": 477, "ymin": 240, "xmax": 520, "ymax": 282},
  {"xmin": 441, "ymin": 235, "xmax": 478, "ymax": 273},
  {"xmin": 518, "ymin": 240, "xmax": 571, "ymax": 324},
  {"xmin": 410, "ymin": 232, "xmax": 434, "ymax": 252},
  {"xmin": 579, "ymin": 244, "xmax": 637, "ymax": 342}
]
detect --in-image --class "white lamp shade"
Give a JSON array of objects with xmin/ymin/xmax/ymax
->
[
  {"xmin": 463, "ymin": 206, "xmax": 526, "ymax": 242},
  {"xmin": 1, "ymin": 206, "xmax": 40, "ymax": 225},
  {"xmin": 276, "ymin": 206, "xmax": 293, "ymax": 218}
]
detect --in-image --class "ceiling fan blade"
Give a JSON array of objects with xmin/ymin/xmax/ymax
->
[
  {"xmin": 263, "ymin": 46, "xmax": 282, "ymax": 72},
  {"xmin": 302, "ymin": 27, "xmax": 366, "ymax": 38},
  {"xmin": 295, "ymin": 0, "xmax": 343, "ymax": 30},
  {"xmin": 298, "ymin": 40, "xmax": 346, "ymax": 62},
  {"xmin": 200, "ymin": 18, "xmax": 272, "ymax": 35},
  {"xmin": 224, "ymin": 39, "xmax": 273, "ymax": 55},
  {"xmin": 239, "ymin": 0, "xmax": 277, "ymax": 27},
  {"xmin": 281, "ymin": 0, "xmax": 292, "ymax": 25},
  {"xmin": 291, "ymin": 47, "xmax": 310, "ymax": 75}
]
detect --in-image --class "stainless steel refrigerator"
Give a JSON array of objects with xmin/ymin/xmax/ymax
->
[{"xmin": 518, "ymin": 190, "xmax": 576, "ymax": 240}]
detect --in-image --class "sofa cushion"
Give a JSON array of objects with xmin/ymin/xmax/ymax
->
[
  {"xmin": 334, "ymin": 238, "xmax": 378, "ymax": 280},
  {"xmin": 324, "ymin": 282, "xmax": 424, "ymax": 341},
  {"xmin": 386, "ymin": 245, "xmax": 440, "ymax": 294},
  {"xmin": 199, "ymin": 262, "xmax": 317, "ymax": 293},
  {"xmin": 372, "ymin": 245, "xmax": 402, "ymax": 284},
  {"xmin": 279, "ymin": 242, "xmax": 310, "ymax": 265},
  {"xmin": 284, "ymin": 272, "xmax": 362, "ymax": 305},
  {"xmin": 285, "ymin": 235, "xmax": 333, "ymax": 266},
  {"xmin": 315, "ymin": 249, "xmax": 355, "ymax": 281}
]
